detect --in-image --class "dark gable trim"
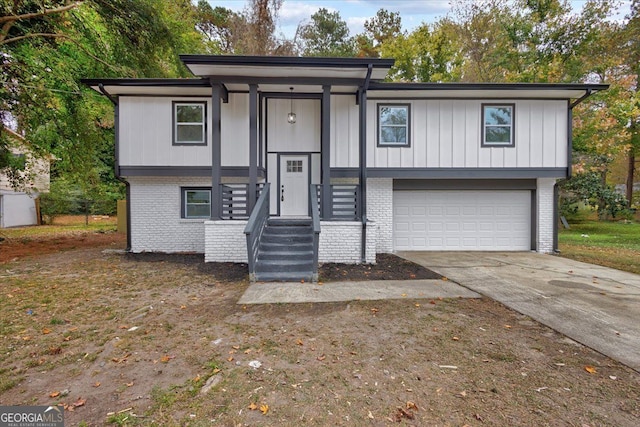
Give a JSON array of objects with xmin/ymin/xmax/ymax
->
[
  {"xmin": 179, "ymin": 55, "xmax": 395, "ymax": 69},
  {"xmin": 119, "ymin": 166, "xmax": 265, "ymax": 178},
  {"xmin": 368, "ymin": 167, "xmax": 568, "ymax": 179},
  {"xmin": 82, "ymin": 78, "xmax": 211, "ymax": 87},
  {"xmin": 393, "ymin": 179, "xmax": 537, "ymax": 191},
  {"xmin": 368, "ymin": 82, "xmax": 609, "ymax": 92}
]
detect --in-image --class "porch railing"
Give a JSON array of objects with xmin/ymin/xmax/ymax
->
[
  {"xmin": 316, "ymin": 184, "xmax": 360, "ymax": 220},
  {"xmin": 220, "ymin": 183, "xmax": 263, "ymax": 219},
  {"xmin": 244, "ymin": 183, "xmax": 270, "ymax": 280},
  {"xmin": 309, "ymin": 185, "xmax": 321, "ymax": 277}
]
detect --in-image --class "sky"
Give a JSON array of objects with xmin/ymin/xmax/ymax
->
[{"xmin": 207, "ymin": 0, "xmax": 633, "ymax": 38}]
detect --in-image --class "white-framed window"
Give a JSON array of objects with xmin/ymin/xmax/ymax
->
[
  {"xmin": 173, "ymin": 102, "xmax": 207, "ymax": 145},
  {"xmin": 482, "ymin": 104, "xmax": 515, "ymax": 147},
  {"xmin": 182, "ymin": 188, "xmax": 211, "ymax": 218},
  {"xmin": 378, "ymin": 104, "xmax": 410, "ymax": 147}
]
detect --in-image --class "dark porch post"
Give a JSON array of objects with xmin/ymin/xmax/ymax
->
[
  {"xmin": 211, "ymin": 84, "xmax": 222, "ymax": 219},
  {"xmin": 248, "ymin": 84, "xmax": 258, "ymax": 213},
  {"xmin": 321, "ymin": 84, "xmax": 331, "ymax": 218},
  {"xmin": 359, "ymin": 88, "xmax": 367, "ymax": 223}
]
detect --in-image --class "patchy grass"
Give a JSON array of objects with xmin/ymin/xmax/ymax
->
[
  {"xmin": 559, "ymin": 219, "xmax": 640, "ymax": 274},
  {"xmin": 0, "ymin": 233, "xmax": 639, "ymax": 426},
  {"xmin": 0, "ymin": 215, "xmax": 116, "ymax": 240}
]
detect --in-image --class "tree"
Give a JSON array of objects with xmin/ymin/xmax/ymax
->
[
  {"xmin": 299, "ymin": 8, "xmax": 355, "ymax": 57},
  {"xmin": 623, "ymin": 0, "xmax": 640, "ymax": 206},
  {"xmin": 1, "ymin": 0, "xmax": 207, "ymax": 202},
  {"xmin": 355, "ymin": 9, "xmax": 402, "ymax": 58}
]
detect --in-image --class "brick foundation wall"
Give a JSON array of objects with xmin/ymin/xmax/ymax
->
[
  {"xmin": 204, "ymin": 220, "xmax": 248, "ymax": 262},
  {"xmin": 318, "ymin": 221, "xmax": 377, "ymax": 264},
  {"xmin": 536, "ymin": 178, "xmax": 556, "ymax": 253},
  {"xmin": 366, "ymin": 178, "xmax": 393, "ymax": 253},
  {"xmin": 128, "ymin": 176, "xmax": 210, "ymax": 253}
]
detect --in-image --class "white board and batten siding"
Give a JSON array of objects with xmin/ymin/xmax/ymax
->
[
  {"xmin": 366, "ymin": 99, "xmax": 568, "ymax": 169},
  {"xmin": 118, "ymin": 94, "xmax": 250, "ymax": 168},
  {"xmin": 393, "ymin": 190, "xmax": 531, "ymax": 251}
]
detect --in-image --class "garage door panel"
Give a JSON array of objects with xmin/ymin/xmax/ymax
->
[{"xmin": 394, "ymin": 190, "xmax": 531, "ymax": 251}]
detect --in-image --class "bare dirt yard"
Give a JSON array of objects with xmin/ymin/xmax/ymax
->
[{"xmin": 0, "ymin": 223, "xmax": 639, "ymax": 426}]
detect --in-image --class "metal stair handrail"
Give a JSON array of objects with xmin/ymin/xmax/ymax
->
[
  {"xmin": 244, "ymin": 183, "xmax": 270, "ymax": 280},
  {"xmin": 310, "ymin": 184, "xmax": 321, "ymax": 277}
]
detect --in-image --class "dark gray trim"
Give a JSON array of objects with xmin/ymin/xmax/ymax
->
[
  {"xmin": 172, "ymin": 101, "xmax": 207, "ymax": 146},
  {"xmin": 331, "ymin": 167, "xmax": 359, "ymax": 178},
  {"xmin": 82, "ymin": 78, "xmax": 211, "ymax": 87},
  {"xmin": 211, "ymin": 85, "xmax": 222, "ymax": 220},
  {"xmin": 124, "ymin": 180, "xmax": 131, "ymax": 252},
  {"xmin": 180, "ymin": 55, "xmax": 395, "ymax": 69},
  {"xmin": 481, "ymin": 103, "xmax": 515, "ymax": 148},
  {"xmin": 180, "ymin": 186, "xmax": 212, "ymax": 219},
  {"xmin": 208, "ymin": 76, "xmax": 368, "ymax": 86},
  {"xmin": 368, "ymin": 82, "xmax": 609, "ymax": 92},
  {"xmin": 553, "ymin": 183, "xmax": 559, "ymax": 252},
  {"xmin": 209, "ymin": 80, "xmax": 228, "ymax": 103},
  {"xmin": 531, "ymin": 190, "xmax": 537, "ymax": 251},
  {"xmin": 261, "ymin": 92, "xmax": 323, "ymax": 100},
  {"xmin": 249, "ymin": 84, "xmax": 258, "ymax": 213},
  {"xmin": 569, "ymin": 88, "xmax": 592, "ymax": 109},
  {"xmin": 392, "ymin": 179, "xmax": 537, "ymax": 191},
  {"xmin": 119, "ymin": 166, "xmax": 265, "ymax": 178},
  {"xmin": 367, "ymin": 96, "xmax": 578, "ymax": 101},
  {"xmin": 368, "ymin": 167, "xmax": 568, "ymax": 179},
  {"xmin": 377, "ymin": 103, "xmax": 411, "ymax": 147},
  {"xmin": 277, "ymin": 153, "xmax": 312, "ymax": 216},
  {"xmin": 321, "ymin": 85, "xmax": 331, "ymax": 218},
  {"xmin": 98, "ymin": 83, "xmax": 118, "ymax": 105},
  {"xmin": 567, "ymin": 105, "xmax": 573, "ymax": 178},
  {"xmin": 359, "ymin": 87, "xmax": 368, "ymax": 263}
]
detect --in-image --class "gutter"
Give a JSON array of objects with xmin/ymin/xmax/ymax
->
[{"xmin": 360, "ymin": 64, "xmax": 373, "ymax": 263}]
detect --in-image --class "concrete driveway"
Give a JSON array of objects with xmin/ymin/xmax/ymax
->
[{"xmin": 398, "ymin": 251, "xmax": 640, "ymax": 372}]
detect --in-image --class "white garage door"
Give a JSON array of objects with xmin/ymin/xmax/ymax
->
[{"xmin": 393, "ymin": 190, "xmax": 531, "ymax": 251}]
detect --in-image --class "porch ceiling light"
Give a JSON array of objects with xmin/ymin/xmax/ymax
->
[{"xmin": 287, "ymin": 87, "xmax": 296, "ymax": 124}]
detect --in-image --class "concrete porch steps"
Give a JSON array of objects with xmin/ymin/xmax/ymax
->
[{"xmin": 254, "ymin": 217, "xmax": 316, "ymax": 282}]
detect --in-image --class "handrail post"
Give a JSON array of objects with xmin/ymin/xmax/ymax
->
[
  {"xmin": 309, "ymin": 184, "xmax": 321, "ymax": 280},
  {"xmin": 244, "ymin": 183, "xmax": 270, "ymax": 281}
]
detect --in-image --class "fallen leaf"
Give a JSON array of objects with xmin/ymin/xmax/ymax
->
[
  {"xmin": 232, "ymin": 345, "xmax": 240, "ymax": 350},
  {"xmin": 585, "ymin": 366, "xmax": 597, "ymax": 374},
  {"xmin": 406, "ymin": 401, "xmax": 418, "ymax": 411},
  {"xmin": 300, "ymin": 279, "xmax": 305, "ymax": 283},
  {"xmin": 126, "ymin": 382, "xmax": 134, "ymax": 387},
  {"xmin": 49, "ymin": 391, "xmax": 60, "ymax": 398},
  {"xmin": 474, "ymin": 414, "xmax": 484, "ymax": 421},
  {"xmin": 42, "ymin": 328, "xmax": 51, "ymax": 335},
  {"xmin": 429, "ymin": 300, "xmax": 436, "ymax": 305},
  {"xmin": 441, "ymin": 277, "xmax": 448, "ymax": 281},
  {"xmin": 401, "ymin": 293, "xmax": 407, "ymax": 297},
  {"xmin": 93, "ymin": 382, "xmax": 101, "ymax": 388},
  {"xmin": 180, "ymin": 305, "xmax": 186, "ymax": 309},
  {"xmin": 504, "ymin": 325, "xmax": 512, "ymax": 329},
  {"xmin": 452, "ymin": 336, "xmax": 460, "ymax": 341},
  {"xmin": 244, "ymin": 348, "xmax": 252, "ymax": 354},
  {"xmin": 48, "ymin": 346, "xmax": 62, "ymax": 355},
  {"xmin": 317, "ymin": 355, "xmax": 326, "ymax": 361},
  {"xmin": 371, "ymin": 308, "xmax": 378, "ymax": 314},
  {"xmin": 227, "ymin": 356, "xmax": 234, "ymax": 362},
  {"xmin": 160, "ymin": 355, "xmax": 174, "ymax": 363},
  {"xmin": 73, "ymin": 398, "xmax": 86, "ymax": 408},
  {"xmin": 260, "ymin": 404, "xmax": 269, "ymax": 414},
  {"xmin": 248, "ymin": 402, "xmax": 258, "ymax": 410},
  {"xmin": 296, "ymin": 339, "xmax": 304, "ymax": 346},
  {"xmin": 213, "ymin": 368, "xmax": 221, "ymax": 374},
  {"xmin": 368, "ymin": 410, "xmax": 374, "ymax": 419},
  {"xmin": 63, "ymin": 336, "xmax": 71, "ymax": 342},
  {"xmin": 415, "ymin": 303, "xmax": 420, "ymax": 307}
]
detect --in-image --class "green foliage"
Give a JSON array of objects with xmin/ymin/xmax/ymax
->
[
  {"xmin": 300, "ymin": 8, "xmax": 355, "ymax": 57},
  {"xmin": 561, "ymin": 172, "xmax": 630, "ymax": 220}
]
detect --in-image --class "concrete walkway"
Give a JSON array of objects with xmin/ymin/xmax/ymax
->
[
  {"xmin": 238, "ymin": 279, "xmax": 480, "ymax": 304},
  {"xmin": 398, "ymin": 251, "xmax": 640, "ymax": 372}
]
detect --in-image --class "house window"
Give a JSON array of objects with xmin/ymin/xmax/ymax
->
[
  {"xmin": 173, "ymin": 102, "xmax": 206, "ymax": 145},
  {"xmin": 286, "ymin": 160, "xmax": 303, "ymax": 173},
  {"xmin": 378, "ymin": 104, "xmax": 410, "ymax": 147},
  {"xmin": 482, "ymin": 104, "xmax": 515, "ymax": 147},
  {"xmin": 182, "ymin": 188, "xmax": 211, "ymax": 218}
]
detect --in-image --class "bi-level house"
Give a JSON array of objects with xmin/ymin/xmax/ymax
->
[{"xmin": 84, "ymin": 56, "xmax": 606, "ymax": 281}]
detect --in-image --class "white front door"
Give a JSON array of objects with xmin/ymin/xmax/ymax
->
[{"xmin": 279, "ymin": 155, "xmax": 309, "ymax": 216}]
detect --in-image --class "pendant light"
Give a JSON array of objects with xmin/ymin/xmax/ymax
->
[{"xmin": 287, "ymin": 87, "xmax": 296, "ymax": 124}]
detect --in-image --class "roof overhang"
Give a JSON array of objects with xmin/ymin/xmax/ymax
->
[
  {"xmin": 180, "ymin": 55, "xmax": 394, "ymax": 83},
  {"xmin": 81, "ymin": 78, "xmax": 214, "ymax": 97},
  {"xmin": 367, "ymin": 82, "xmax": 609, "ymax": 103}
]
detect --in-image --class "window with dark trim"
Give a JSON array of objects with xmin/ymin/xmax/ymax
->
[
  {"xmin": 377, "ymin": 104, "xmax": 410, "ymax": 147},
  {"xmin": 181, "ymin": 188, "xmax": 211, "ymax": 219},
  {"xmin": 173, "ymin": 102, "xmax": 207, "ymax": 145},
  {"xmin": 482, "ymin": 104, "xmax": 515, "ymax": 147}
]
